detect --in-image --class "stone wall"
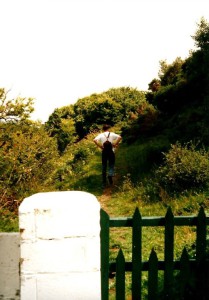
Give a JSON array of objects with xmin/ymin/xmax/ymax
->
[{"xmin": 0, "ymin": 232, "xmax": 20, "ymax": 300}]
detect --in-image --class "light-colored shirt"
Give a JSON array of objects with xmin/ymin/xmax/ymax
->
[{"xmin": 94, "ymin": 131, "xmax": 121, "ymax": 146}]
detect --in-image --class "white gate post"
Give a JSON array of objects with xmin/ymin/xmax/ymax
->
[{"xmin": 19, "ymin": 191, "xmax": 101, "ymax": 300}]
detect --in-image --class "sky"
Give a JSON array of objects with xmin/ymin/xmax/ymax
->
[{"xmin": 0, "ymin": 0, "xmax": 209, "ymax": 122}]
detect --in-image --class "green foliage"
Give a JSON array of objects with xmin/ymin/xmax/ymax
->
[
  {"xmin": 47, "ymin": 87, "xmax": 148, "ymax": 140},
  {"xmin": 0, "ymin": 121, "xmax": 59, "ymax": 211},
  {"xmin": 46, "ymin": 87, "xmax": 150, "ymax": 147},
  {"xmin": 0, "ymin": 88, "xmax": 34, "ymax": 122},
  {"xmin": 183, "ymin": 18, "xmax": 209, "ymax": 100},
  {"xmin": 192, "ymin": 17, "xmax": 209, "ymax": 50},
  {"xmin": 2, "ymin": 18, "xmax": 209, "ymax": 240},
  {"xmin": 147, "ymin": 18, "xmax": 209, "ymax": 116},
  {"xmin": 158, "ymin": 57, "xmax": 184, "ymax": 86},
  {"xmin": 0, "ymin": 210, "xmax": 18, "ymax": 232},
  {"xmin": 148, "ymin": 57, "xmax": 186, "ymax": 113},
  {"xmin": 0, "ymin": 91, "xmax": 60, "ymax": 215},
  {"xmin": 45, "ymin": 108, "xmax": 77, "ymax": 153},
  {"xmin": 117, "ymin": 136, "xmax": 169, "ymax": 183},
  {"xmin": 148, "ymin": 78, "xmax": 161, "ymax": 92},
  {"xmin": 104, "ymin": 87, "xmax": 147, "ymax": 120},
  {"xmin": 74, "ymin": 93, "xmax": 122, "ymax": 138},
  {"xmin": 156, "ymin": 142, "xmax": 209, "ymax": 193},
  {"xmin": 121, "ymin": 102, "xmax": 159, "ymax": 143},
  {"xmin": 53, "ymin": 133, "xmax": 96, "ymax": 191}
]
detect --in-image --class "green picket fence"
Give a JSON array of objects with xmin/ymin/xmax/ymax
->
[{"xmin": 100, "ymin": 207, "xmax": 209, "ymax": 300}]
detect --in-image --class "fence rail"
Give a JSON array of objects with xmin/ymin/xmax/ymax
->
[{"xmin": 100, "ymin": 207, "xmax": 209, "ymax": 300}]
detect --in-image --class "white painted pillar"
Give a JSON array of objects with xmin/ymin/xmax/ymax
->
[{"xmin": 19, "ymin": 191, "xmax": 101, "ymax": 300}]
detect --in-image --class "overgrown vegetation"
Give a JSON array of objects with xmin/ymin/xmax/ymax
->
[
  {"xmin": 0, "ymin": 18, "xmax": 209, "ymax": 293},
  {"xmin": 0, "ymin": 18, "xmax": 209, "ymax": 297}
]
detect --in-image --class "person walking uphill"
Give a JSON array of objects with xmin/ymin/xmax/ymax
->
[{"xmin": 93, "ymin": 124, "xmax": 122, "ymax": 188}]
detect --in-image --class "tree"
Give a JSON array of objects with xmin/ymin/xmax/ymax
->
[
  {"xmin": 46, "ymin": 87, "xmax": 147, "ymax": 140},
  {"xmin": 45, "ymin": 107, "xmax": 77, "ymax": 153},
  {"xmin": 72, "ymin": 87, "xmax": 147, "ymax": 139},
  {"xmin": 0, "ymin": 88, "xmax": 34, "ymax": 122},
  {"xmin": 192, "ymin": 17, "xmax": 209, "ymax": 50},
  {"xmin": 158, "ymin": 57, "xmax": 184, "ymax": 86},
  {"xmin": 105, "ymin": 87, "xmax": 146, "ymax": 120},
  {"xmin": 148, "ymin": 79, "xmax": 161, "ymax": 92},
  {"xmin": 147, "ymin": 19, "xmax": 209, "ymax": 113},
  {"xmin": 144, "ymin": 18, "xmax": 209, "ymax": 146},
  {"xmin": 73, "ymin": 93, "xmax": 122, "ymax": 138},
  {"xmin": 184, "ymin": 17, "xmax": 209, "ymax": 90},
  {"xmin": 0, "ymin": 88, "xmax": 59, "ymax": 211}
]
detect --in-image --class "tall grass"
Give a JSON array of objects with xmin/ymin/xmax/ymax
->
[{"xmin": 116, "ymin": 136, "xmax": 169, "ymax": 183}]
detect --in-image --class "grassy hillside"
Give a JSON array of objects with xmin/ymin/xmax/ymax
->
[
  {"xmin": 1, "ymin": 126, "xmax": 208, "ymax": 298},
  {"xmin": 59, "ymin": 130, "xmax": 209, "ymax": 263},
  {"xmin": 71, "ymin": 132, "xmax": 209, "ymax": 298},
  {"xmin": 1, "ymin": 126, "xmax": 209, "ymax": 224}
]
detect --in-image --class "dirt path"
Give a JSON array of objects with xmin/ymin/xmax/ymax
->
[
  {"xmin": 98, "ymin": 172, "xmax": 121, "ymax": 213},
  {"xmin": 98, "ymin": 186, "xmax": 112, "ymax": 212}
]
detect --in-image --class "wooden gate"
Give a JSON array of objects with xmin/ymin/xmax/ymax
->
[{"xmin": 100, "ymin": 207, "xmax": 209, "ymax": 299}]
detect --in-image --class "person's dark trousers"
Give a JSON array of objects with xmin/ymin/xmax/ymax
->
[{"xmin": 102, "ymin": 150, "xmax": 115, "ymax": 186}]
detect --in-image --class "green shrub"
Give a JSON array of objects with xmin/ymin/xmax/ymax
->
[
  {"xmin": 156, "ymin": 142, "xmax": 209, "ymax": 193},
  {"xmin": 0, "ymin": 210, "xmax": 18, "ymax": 232},
  {"xmin": 0, "ymin": 122, "xmax": 59, "ymax": 211}
]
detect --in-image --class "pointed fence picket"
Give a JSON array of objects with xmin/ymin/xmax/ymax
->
[
  {"xmin": 116, "ymin": 249, "xmax": 125, "ymax": 300},
  {"xmin": 148, "ymin": 248, "xmax": 158, "ymax": 300},
  {"xmin": 100, "ymin": 207, "xmax": 209, "ymax": 300}
]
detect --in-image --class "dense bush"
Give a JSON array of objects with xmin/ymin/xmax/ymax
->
[
  {"xmin": 121, "ymin": 102, "xmax": 159, "ymax": 144},
  {"xmin": 47, "ymin": 87, "xmax": 148, "ymax": 140},
  {"xmin": 0, "ymin": 122, "xmax": 59, "ymax": 211},
  {"xmin": 45, "ymin": 108, "xmax": 77, "ymax": 153},
  {"xmin": 156, "ymin": 142, "xmax": 209, "ymax": 193}
]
